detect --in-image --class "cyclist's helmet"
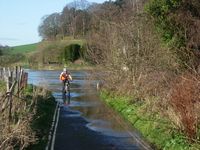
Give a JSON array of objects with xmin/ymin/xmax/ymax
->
[{"xmin": 63, "ymin": 68, "xmax": 69, "ymax": 74}]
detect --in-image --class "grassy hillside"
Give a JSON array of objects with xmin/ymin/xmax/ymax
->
[
  {"xmin": 0, "ymin": 38, "xmax": 88, "ymax": 68},
  {"xmin": 0, "ymin": 43, "xmax": 39, "ymax": 66},
  {"xmin": 10, "ymin": 38, "xmax": 84, "ymax": 55},
  {"xmin": 28, "ymin": 38, "xmax": 87, "ymax": 67},
  {"xmin": 11, "ymin": 43, "xmax": 38, "ymax": 54}
]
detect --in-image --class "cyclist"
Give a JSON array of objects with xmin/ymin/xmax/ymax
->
[{"xmin": 59, "ymin": 68, "xmax": 72, "ymax": 93}]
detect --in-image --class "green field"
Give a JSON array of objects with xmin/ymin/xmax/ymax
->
[
  {"xmin": 10, "ymin": 43, "xmax": 38, "ymax": 54},
  {"xmin": 0, "ymin": 38, "xmax": 87, "ymax": 67},
  {"xmin": 9, "ymin": 38, "xmax": 84, "ymax": 55}
]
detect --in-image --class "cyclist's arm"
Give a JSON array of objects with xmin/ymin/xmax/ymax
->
[
  {"xmin": 68, "ymin": 74, "xmax": 72, "ymax": 81},
  {"xmin": 59, "ymin": 73, "xmax": 63, "ymax": 81}
]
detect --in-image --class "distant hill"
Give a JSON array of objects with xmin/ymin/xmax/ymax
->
[
  {"xmin": 67, "ymin": 0, "xmax": 97, "ymax": 10},
  {"xmin": 0, "ymin": 43, "xmax": 38, "ymax": 66},
  {"xmin": 11, "ymin": 43, "xmax": 38, "ymax": 54}
]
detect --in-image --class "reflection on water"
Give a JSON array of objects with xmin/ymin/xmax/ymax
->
[
  {"xmin": 27, "ymin": 70, "xmax": 146, "ymax": 148},
  {"xmin": 27, "ymin": 70, "xmax": 132, "ymax": 132},
  {"xmin": 62, "ymin": 91, "xmax": 71, "ymax": 105}
]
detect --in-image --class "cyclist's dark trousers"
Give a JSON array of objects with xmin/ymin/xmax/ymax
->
[
  {"xmin": 62, "ymin": 80, "xmax": 69, "ymax": 92},
  {"xmin": 62, "ymin": 80, "xmax": 66, "ymax": 92}
]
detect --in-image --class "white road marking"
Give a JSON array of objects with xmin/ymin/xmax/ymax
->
[
  {"xmin": 50, "ymin": 103, "xmax": 61, "ymax": 150},
  {"xmin": 45, "ymin": 102, "xmax": 60, "ymax": 150}
]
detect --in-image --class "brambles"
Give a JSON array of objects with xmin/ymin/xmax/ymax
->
[{"xmin": 170, "ymin": 73, "xmax": 200, "ymax": 139}]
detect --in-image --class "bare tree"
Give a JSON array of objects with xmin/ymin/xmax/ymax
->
[{"xmin": 38, "ymin": 13, "xmax": 61, "ymax": 40}]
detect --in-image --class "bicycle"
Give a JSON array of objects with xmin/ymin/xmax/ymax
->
[{"xmin": 62, "ymin": 80, "xmax": 71, "ymax": 105}]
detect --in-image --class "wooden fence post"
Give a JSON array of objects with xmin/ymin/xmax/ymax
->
[
  {"xmin": 6, "ymin": 75, "xmax": 12, "ymax": 122},
  {"xmin": 20, "ymin": 69, "xmax": 24, "ymax": 89},
  {"xmin": 3, "ymin": 67, "xmax": 6, "ymax": 81},
  {"xmin": 15, "ymin": 66, "xmax": 18, "ymax": 81},
  {"xmin": 17, "ymin": 68, "xmax": 22, "ymax": 97},
  {"xmin": 24, "ymin": 73, "xmax": 28, "ymax": 87},
  {"xmin": 0, "ymin": 68, "xmax": 2, "ymax": 79},
  {"xmin": 0, "ymin": 66, "xmax": 27, "ymax": 122}
]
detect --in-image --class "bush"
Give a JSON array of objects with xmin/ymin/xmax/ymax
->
[
  {"xmin": 145, "ymin": 0, "xmax": 183, "ymax": 46},
  {"xmin": 170, "ymin": 73, "xmax": 200, "ymax": 139},
  {"xmin": 63, "ymin": 44, "xmax": 81, "ymax": 63},
  {"xmin": 145, "ymin": 0, "xmax": 200, "ymax": 70},
  {"xmin": 0, "ymin": 54, "xmax": 25, "ymax": 66}
]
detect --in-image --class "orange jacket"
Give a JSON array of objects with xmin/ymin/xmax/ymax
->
[{"xmin": 59, "ymin": 72, "xmax": 72, "ymax": 81}]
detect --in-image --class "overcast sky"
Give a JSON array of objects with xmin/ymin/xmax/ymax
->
[{"xmin": 0, "ymin": 0, "xmax": 106, "ymax": 46}]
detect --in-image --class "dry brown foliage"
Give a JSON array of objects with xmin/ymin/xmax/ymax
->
[
  {"xmin": 87, "ymin": 0, "xmax": 200, "ymax": 143},
  {"xmin": 170, "ymin": 72, "xmax": 200, "ymax": 139},
  {"xmin": 0, "ymin": 86, "xmax": 50, "ymax": 149}
]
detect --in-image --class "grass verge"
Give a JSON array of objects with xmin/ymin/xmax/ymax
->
[
  {"xmin": 100, "ymin": 90, "xmax": 200, "ymax": 150},
  {"xmin": 24, "ymin": 85, "xmax": 56, "ymax": 150}
]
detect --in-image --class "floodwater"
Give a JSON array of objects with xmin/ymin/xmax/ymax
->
[{"xmin": 27, "ymin": 70, "xmax": 152, "ymax": 150}]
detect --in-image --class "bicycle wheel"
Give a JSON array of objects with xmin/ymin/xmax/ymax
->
[{"xmin": 65, "ymin": 84, "xmax": 68, "ymax": 93}]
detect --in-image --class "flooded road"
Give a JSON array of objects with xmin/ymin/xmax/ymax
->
[{"xmin": 27, "ymin": 70, "xmax": 152, "ymax": 150}]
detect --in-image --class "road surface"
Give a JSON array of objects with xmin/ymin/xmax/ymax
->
[{"xmin": 28, "ymin": 70, "xmax": 153, "ymax": 150}]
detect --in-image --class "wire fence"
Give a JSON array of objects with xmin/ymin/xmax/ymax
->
[{"xmin": 0, "ymin": 66, "xmax": 28, "ymax": 122}]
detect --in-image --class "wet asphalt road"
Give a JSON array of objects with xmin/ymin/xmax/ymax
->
[{"xmin": 28, "ymin": 70, "xmax": 152, "ymax": 150}]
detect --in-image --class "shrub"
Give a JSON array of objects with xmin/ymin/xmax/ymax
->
[
  {"xmin": 0, "ymin": 54, "xmax": 25, "ymax": 66},
  {"xmin": 170, "ymin": 73, "xmax": 200, "ymax": 139},
  {"xmin": 145, "ymin": 0, "xmax": 183, "ymax": 47},
  {"xmin": 63, "ymin": 44, "xmax": 81, "ymax": 63}
]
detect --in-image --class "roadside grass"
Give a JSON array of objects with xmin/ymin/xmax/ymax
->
[
  {"xmin": 24, "ymin": 85, "xmax": 56, "ymax": 150},
  {"xmin": 100, "ymin": 90, "xmax": 200, "ymax": 150}
]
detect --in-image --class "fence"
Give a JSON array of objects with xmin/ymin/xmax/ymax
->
[{"xmin": 0, "ymin": 66, "xmax": 28, "ymax": 121}]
